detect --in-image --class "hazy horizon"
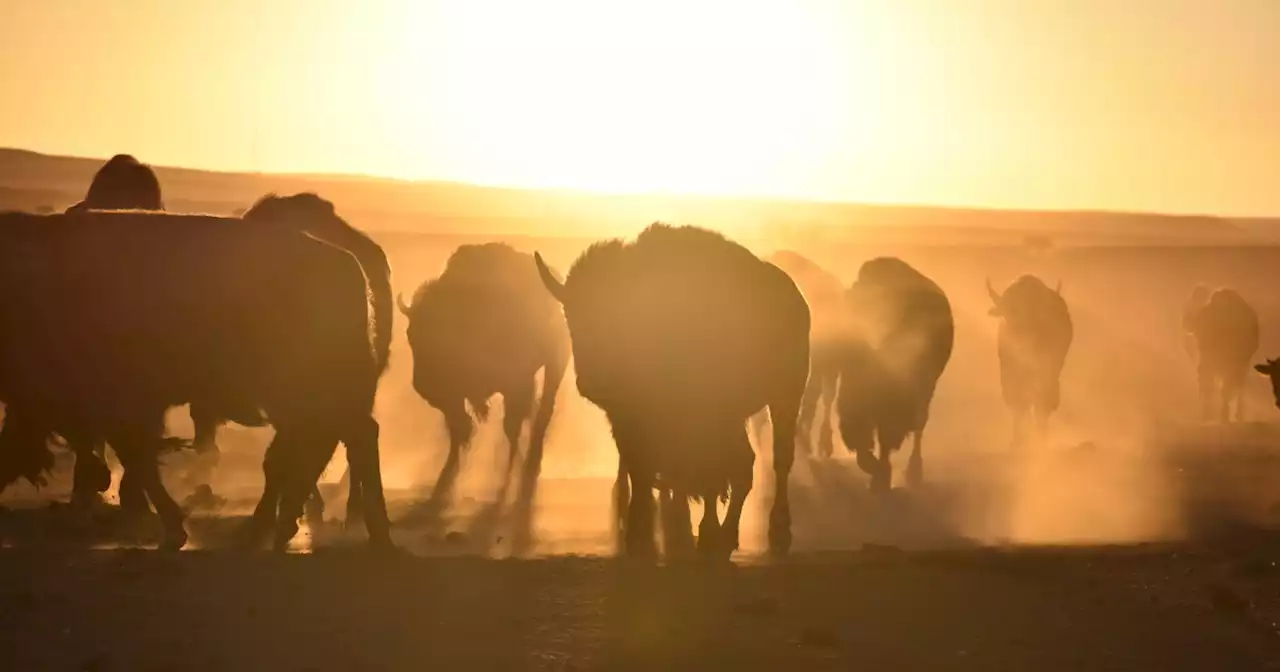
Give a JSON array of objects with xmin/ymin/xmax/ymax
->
[{"xmin": 3, "ymin": 1, "xmax": 1278, "ymax": 218}]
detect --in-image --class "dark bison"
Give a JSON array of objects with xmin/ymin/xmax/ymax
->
[
  {"xmin": 535, "ymin": 223, "xmax": 810, "ymax": 559},
  {"xmin": 1186, "ymin": 287, "xmax": 1259, "ymax": 422},
  {"xmin": 0, "ymin": 155, "xmax": 238, "ymax": 514},
  {"xmin": 400, "ymin": 243, "xmax": 570, "ymax": 504},
  {"xmin": 0, "ymin": 193, "xmax": 393, "ymax": 550},
  {"xmin": 986, "ymin": 275, "xmax": 1073, "ymax": 447},
  {"xmin": 838, "ymin": 257, "xmax": 953, "ymax": 491},
  {"xmin": 66, "ymin": 154, "xmax": 164, "ymax": 213},
  {"xmin": 750, "ymin": 251, "xmax": 844, "ymax": 458},
  {"xmin": 0, "ymin": 154, "xmax": 168, "ymax": 505},
  {"xmin": 74, "ymin": 156, "xmax": 219, "ymax": 504}
]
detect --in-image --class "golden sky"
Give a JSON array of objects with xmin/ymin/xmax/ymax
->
[{"xmin": 1, "ymin": 0, "xmax": 1277, "ymax": 215}]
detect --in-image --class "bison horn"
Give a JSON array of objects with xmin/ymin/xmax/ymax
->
[
  {"xmin": 1055, "ymin": 280, "xmax": 1063, "ymax": 295},
  {"xmin": 986, "ymin": 277, "xmax": 1001, "ymax": 305},
  {"xmin": 396, "ymin": 293, "xmax": 412, "ymax": 316},
  {"xmin": 535, "ymin": 252, "xmax": 566, "ymax": 304}
]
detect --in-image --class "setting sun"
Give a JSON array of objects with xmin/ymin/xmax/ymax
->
[{"xmin": 352, "ymin": 0, "xmax": 881, "ymax": 198}]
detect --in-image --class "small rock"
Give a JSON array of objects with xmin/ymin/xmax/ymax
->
[{"xmin": 1208, "ymin": 583, "xmax": 1248, "ymax": 614}]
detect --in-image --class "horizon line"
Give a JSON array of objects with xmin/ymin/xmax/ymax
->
[{"xmin": 4, "ymin": 145, "xmax": 1277, "ymax": 223}]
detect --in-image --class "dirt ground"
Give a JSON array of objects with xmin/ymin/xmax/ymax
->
[
  {"xmin": 5, "ymin": 436, "xmax": 1280, "ymax": 671},
  {"xmin": 2, "ymin": 533, "xmax": 1280, "ymax": 670}
]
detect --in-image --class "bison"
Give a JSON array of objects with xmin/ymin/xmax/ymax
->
[
  {"xmin": 837, "ymin": 257, "xmax": 953, "ymax": 491},
  {"xmin": 0, "ymin": 154, "xmax": 168, "ymax": 506},
  {"xmin": 66, "ymin": 154, "xmax": 164, "ymax": 213},
  {"xmin": 535, "ymin": 223, "xmax": 810, "ymax": 559},
  {"xmin": 0, "ymin": 193, "xmax": 394, "ymax": 551},
  {"xmin": 750, "ymin": 251, "xmax": 845, "ymax": 459},
  {"xmin": 986, "ymin": 274, "xmax": 1073, "ymax": 447},
  {"xmin": 1186, "ymin": 287, "xmax": 1259, "ymax": 422},
  {"xmin": 1, "ymin": 155, "xmax": 250, "ymax": 517},
  {"xmin": 399, "ymin": 242, "xmax": 570, "ymax": 505}
]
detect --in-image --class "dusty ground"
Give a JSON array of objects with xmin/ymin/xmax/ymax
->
[
  {"xmin": 2, "ymin": 536, "xmax": 1280, "ymax": 670},
  {"xmin": 5, "ymin": 430, "xmax": 1280, "ymax": 671}
]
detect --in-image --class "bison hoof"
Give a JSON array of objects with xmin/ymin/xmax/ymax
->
[
  {"xmin": 870, "ymin": 469, "xmax": 892, "ymax": 494},
  {"xmin": 272, "ymin": 524, "xmax": 300, "ymax": 553},
  {"xmin": 367, "ymin": 535, "xmax": 399, "ymax": 554},
  {"xmin": 906, "ymin": 459, "xmax": 923, "ymax": 488},
  {"xmin": 768, "ymin": 528, "xmax": 792, "ymax": 557},
  {"xmin": 625, "ymin": 536, "xmax": 659, "ymax": 561},
  {"xmin": 159, "ymin": 526, "xmax": 189, "ymax": 552}
]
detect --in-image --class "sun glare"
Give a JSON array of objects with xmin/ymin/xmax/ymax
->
[{"xmin": 364, "ymin": 0, "xmax": 882, "ymax": 197}]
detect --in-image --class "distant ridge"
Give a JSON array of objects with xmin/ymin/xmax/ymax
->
[{"xmin": 0, "ymin": 147, "xmax": 1275, "ymax": 245}]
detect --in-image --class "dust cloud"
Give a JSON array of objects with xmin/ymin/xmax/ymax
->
[{"xmin": 9, "ymin": 227, "xmax": 1280, "ymax": 559}]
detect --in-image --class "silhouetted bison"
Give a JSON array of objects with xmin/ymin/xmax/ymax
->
[
  {"xmin": 66, "ymin": 154, "xmax": 164, "ymax": 212},
  {"xmin": 0, "ymin": 193, "xmax": 393, "ymax": 550},
  {"xmin": 0, "ymin": 155, "xmax": 230, "ymax": 513},
  {"xmin": 400, "ymin": 243, "xmax": 570, "ymax": 504},
  {"xmin": 987, "ymin": 275, "xmax": 1073, "ymax": 447},
  {"xmin": 0, "ymin": 155, "xmax": 166, "ymax": 505},
  {"xmin": 838, "ymin": 257, "xmax": 953, "ymax": 491},
  {"xmin": 750, "ymin": 251, "xmax": 845, "ymax": 458},
  {"xmin": 1186, "ymin": 287, "xmax": 1258, "ymax": 422},
  {"xmin": 535, "ymin": 223, "xmax": 810, "ymax": 559}
]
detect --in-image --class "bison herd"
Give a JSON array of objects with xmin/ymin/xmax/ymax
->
[{"xmin": 0, "ymin": 154, "xmax": 1271, "ymax": 561}]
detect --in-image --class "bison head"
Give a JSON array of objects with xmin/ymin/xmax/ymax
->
[
  {"xmin": 986, "ymin": 276, "xmax": 1061, "ymax": 318},
  {"xmin": 1255, "ymin": 358, "xmax": 1280, "ymax": 408},
  {"xmin": 76, "ymin": 154, "xmax": 164, "ymax": 212}
]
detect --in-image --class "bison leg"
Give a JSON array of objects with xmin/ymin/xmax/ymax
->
[
  {"xmin": 1196, "ymin": 361, "xmax": 1215, "ymax": 422},
  {"xmin": 624, "ymin": 468, "xmax": 658, "ymax": 560},
  {"xmin": 1011, "ymin": 408, "xmax": 1029, "ymax": 450},
  {"xmin": 719, "ymin": 428, "xmax": 755, "ymax": 559},
  {"xmin": 271, "ymin": 448, "xmax": 327, "ymax": 552},
  {"xmin": 428, "ymin": 402, "xmax": 471, "ymax": 508},
  {"xmin": 109, "ymin": 424, "xmax": 186, "ymax": 551},
  {"xmin": 660, "ymin": 489, "xmax": 694, "ymax": 559},
  {"xmin": 117, "ymin": 462, "xmax": 150, "ymax": 516},
  {"xmin": 1223, "ymin": 368, "xmax": 1246, "ymax": 423},
  {"xmin": 872, "ymin": 439, "xmax": 893, "ymax": 493},
  {"xmin": 795, "ymin": 373, "xmax": 825, "ymax": 459},
  {"xmin": 524, "ymin": 354, "xmax": 568, "ymax": 495},
  {"xmin": 906, "ymin": 428, "xmax": 925, "ymax": 488},
  {"xmin": 243, "ymin": 432, "xmax": 291, "ymax": 549},
  {"xmin": 612, "ymin": 457, "xmax": 630, "ymax": 542},
  {"xmin": 815, "ymin": 372, "xmax": 839, "ymax": 459},
  {"xmin": 185, "ymin": 403, "xmax": 222, "ymax": 489},
  {"xmin": 341, "ymin": 416, "xmax": 393, "ymax": 550},
  {"xmin": 695, "ymin": 492, "xmax": 722, "ymax": 559},
  {"xmin": 502, "ymin": 380, "xmax": 535, "ymax": 479},
  {"xmin": 768, "ymin": 395, "xmax": 801, "ymax": 556},
  {"xmin": 305, "ymin": 484, "xmax": 327, "ymax": 530},
  {"xmin": 70, "ymin": 439, "xmax": 111, "ymax": 507},
  {"xmin": 337, "ymin": 461, "xmax": 363, "ymax": 531}
]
